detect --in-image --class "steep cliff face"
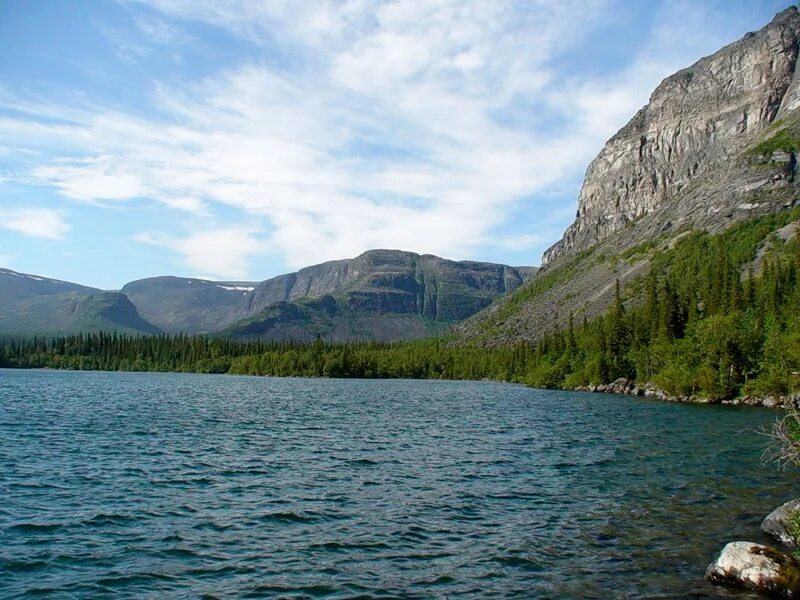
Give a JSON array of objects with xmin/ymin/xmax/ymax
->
[
  {"xmin": 455, "ymin": 7, "xmax": 800, "ymax": 347},
  {"xmin": 226, "ymin": 250, "xmax": 537, "ymax": 341},
  {"xmin": 246, "ymin": 250, "xmax": 535, "ymax": 319},
  {"xmin": 543, "ymin": 7, "xmax": 800, "ymax": 265},
  {"xmin": 116, "ymin": 251, "xmax": 535, "ymax": 337}
]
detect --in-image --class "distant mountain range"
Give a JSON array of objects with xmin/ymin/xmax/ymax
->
[{"xmin": 0, "ymin": 250, "xmax": 536, "ymax": 341}]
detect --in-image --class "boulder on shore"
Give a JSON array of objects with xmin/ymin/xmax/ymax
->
[
  {"xmin": 763, "ymin": 499, "xmax": 800, "ymax": 549},
  {"xmin": 706, "ymin": 541, "xmax": 800, "ymax": 597}
]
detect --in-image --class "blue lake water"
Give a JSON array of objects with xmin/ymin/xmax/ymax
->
[{"xmin": 1, "ymin": 369, "xmax": 798, "ymax": 599}]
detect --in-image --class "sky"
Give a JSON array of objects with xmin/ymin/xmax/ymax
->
[{"xmin": 0, "ymin": 0, "xmax": 792, "ymax": 289}]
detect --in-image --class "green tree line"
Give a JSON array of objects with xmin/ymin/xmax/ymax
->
[{"xmin": 0, "ymin": 333, "xmax": 534, "ymax": 381}]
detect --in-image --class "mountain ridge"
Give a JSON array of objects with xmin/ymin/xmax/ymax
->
[
  {"xmin": 0, "ymin": 250, "xmax": 536, "ymax": 340},
  {"xmin": 0, "ymin": 268, "xmax": 161, "ymax": 335}
]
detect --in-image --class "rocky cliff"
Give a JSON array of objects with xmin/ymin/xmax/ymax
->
[
  {"xmin": 224, "ymin": 250, "xmax": 537, "ymax": 341},
  {"xmin": 2, "ymin": 252, "xmax": 535, "ymax": 340},
  {"xmin": 248, "ymin": 250, "xmax": 536, "ymax": 320},
  {"xmin": 542, "ymin": 6, "xmax": 800, "ymax": 265},
  {"xmin": 455, "ymin": 7, "xmax": 800, "ymax": 347}
]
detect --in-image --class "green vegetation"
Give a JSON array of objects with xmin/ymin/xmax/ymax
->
[
  {"xmin": 748, "ymin": 109, "xmax": 800, "ymax": 157},
  {"xmin": 484, "ymin": 254, "xmax": 582, "ymax": 327},
  {"xmin": 525, "ymin": 208, "xmax": 800, "ymax": 398},
  {"xmin": 749, "ymin": 128, "xmax": 800, "ymax": 156},
  {"xmin": 0, "ymin": 334, "xmax": 535, "ymax": 381},
  {"xmin": 787, "ymin": 509, "xmax": 800, "ymax": 545},
  {"xmin": 766, "ymin": 404, "xmax": 800, "ymax": 469},
  {"xmin": 2, "ymin": 209, "xmax": 799, "ymax": 402}
]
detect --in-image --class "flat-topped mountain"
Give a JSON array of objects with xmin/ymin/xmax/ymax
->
[
  {"xmin": 0, "ymin": 251, "xmax": 535, "ymax": 341},
  {"xmin": 224, "ymin": 250, "xmax": 536, "ymax": 342}
]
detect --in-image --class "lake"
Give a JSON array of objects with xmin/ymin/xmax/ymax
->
[{"xmin": 1, "ymin": 369, "xmax": 797, "ymax": 599}]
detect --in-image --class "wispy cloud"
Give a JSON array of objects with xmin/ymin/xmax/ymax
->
[
  {"xmin": 135, "ymin": 227, "xmax": 264, "ymax": 279},
  {"xmin": 0, "ymin": 0, "xmax": 771, "ymax": 278},
  {"xmin": 98, "ymin": 11, "xmax": 188, "ymax": 62},
  {"xmin": 0, "ymin": 207, "xmax": 70, "ymax": 240},
  {"xmin": 134, "ymin": 15, "xmax": 186, "ymax": 45}
]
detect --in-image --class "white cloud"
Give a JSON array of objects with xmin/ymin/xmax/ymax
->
[
  {"xmin": 134, "ymin": 15, "xmax": 186, "ymax": 45},
  {"xmin": 0, "ymin": 207, "xmax": 71, "ymax": 240},
  {"xmin": 0, "ymin": 0, "xmax": 767, "ymax": 273},
  {"xmin": 135, "ymin": 227, "xmax": 264, "ymax": 279},
  {"xmin": 99, "ymin": 12, "xmax": 188, "ymax": 62},
  {"xmin": 32, "ymin": 155, "xmax": 149, "ymax": 202},
  {"xmin": 491, "ymin": 233, "xmax": 549, "ymax": 251}
]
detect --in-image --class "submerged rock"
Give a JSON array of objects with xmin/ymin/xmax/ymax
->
[
  {"xmin": 706, "ymin": 541, "xmax": 800, "ymax": 597},
  {"xmin": 763, "ymin": 499, "xmax": 800, "ymax": 549}
]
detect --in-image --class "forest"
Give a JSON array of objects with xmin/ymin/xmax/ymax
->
[{"xmin": 2, "ymin": 209, "xmax": 799, "ymax": 401}]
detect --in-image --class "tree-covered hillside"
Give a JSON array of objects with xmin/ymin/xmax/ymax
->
[{"xmin": 524, "ymin": 208, "xmax": 800, "ymax": 399}]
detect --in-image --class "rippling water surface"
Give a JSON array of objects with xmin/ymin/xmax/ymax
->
[{"xmin": 1, "ymin": 369, "xmax": 799, "ymax": 599}]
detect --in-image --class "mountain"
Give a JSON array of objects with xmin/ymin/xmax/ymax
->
[
  {"xmin": 455, "ymin": 6, "xmax": 800, "ymax": 346},
  {"xmin": 0, "ymin": 268, "xmax": 160, "ymax": 335},
  {"xmin": 0, "ymin": 252, "xmax": 534, "ymax": 340},
  {"xmin": 223, "ymin": 250, "xmax": 536, "ymax": 341},
  {"xmin": 121, "ymin": 276, "xmax": 258, "ymax": 334}
]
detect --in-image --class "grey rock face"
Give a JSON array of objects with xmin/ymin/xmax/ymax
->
[
  {"xmin": 762, "ymin": 499, "xmax": 800, "ymax": 548},
  {"xmin": 543, "ymin": 7, "xmax": 800, "ymax": 265},
  {"xmin": 224, "ymin": 250, "xmax": 538, "ymax": 341},
  {"xmin": 706, "ymin": 541, "xmax": 800, "ymax": 597},
  {"xmin": 246, "ymin": 250, "xmax": 534, "ymax": 320}
]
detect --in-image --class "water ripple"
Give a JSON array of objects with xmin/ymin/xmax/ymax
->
[{"xmin": 0, "ymin": 369, "xmax": 797, "ymax": 599}]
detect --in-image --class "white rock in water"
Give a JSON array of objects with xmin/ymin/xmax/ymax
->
[
  {"xmin": 763, "ymin": 498, "xmax": 800, "ymax": 548},
  {"xmin": 706, "ymin": 541, "xmax": 800, "ymax": 597}
]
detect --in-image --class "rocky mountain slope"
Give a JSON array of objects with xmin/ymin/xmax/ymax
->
[
  {"xmin": 0, "ymin": 269, "xmax": 160, "ymax": 335},
  {"xmin": 543, "ymin": 6, "xmax": 800, "ymax": 265},
  {"xmin": 121, "ymin": 276, "xmax": 258, "ymax": 334},
  {"xmin": 455, "ymin": 6, "xmax": 800, "ymax": 346},
  {"xmin": 224, "ymin": 250, "xmax": 536, "ymax": 342},
  {"xmin": 0, "ymin": 252, "xmax": 534, "ymax": 340}
]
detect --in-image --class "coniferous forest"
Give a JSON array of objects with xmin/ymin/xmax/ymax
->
[{"xmin": 2, "ymin": 209, "xmax": 799, "ymax": 401}]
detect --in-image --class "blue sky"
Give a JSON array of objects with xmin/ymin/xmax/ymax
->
[{"xmin": 0, "ymin": 0, "xmax": 792, "ymax": 288}]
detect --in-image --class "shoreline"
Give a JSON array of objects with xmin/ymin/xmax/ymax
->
[{"xmin": 575, "ymin": 377, "xmax": 800, "ymax": 409}]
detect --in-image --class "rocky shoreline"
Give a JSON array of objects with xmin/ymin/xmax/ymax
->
[
  {"xmin": 707, "ymin": 499, "xmax": 800, "ymax": 597},
  {"xmin": 575, "ymin": 377, "xmax": 800, "ymax": 409},
  {"xmin": 576, "ymin": 378, "xmax": 800, "ymax": 595}
]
